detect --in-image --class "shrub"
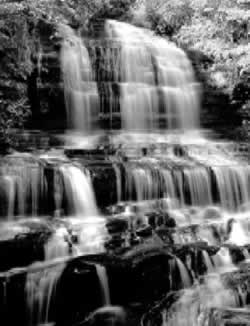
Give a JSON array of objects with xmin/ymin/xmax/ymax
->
[
  {"xmin": 145, "ymin": 0, "xmax": 194, "ymax": 37},
  {"xmin": 0, "ymin": 98, "xmax": 30, "ymax": 151}
]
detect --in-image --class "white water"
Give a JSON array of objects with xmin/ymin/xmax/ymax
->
[
  {"xmin": 175, "ymin": 258, "xmax": 192, "ymax": 288},
  {"xmin": 55, "ymin": 165, "xmax": 108, "ymax": 255},
  {"xmin": 44, "ymin": 227, "xmax": 70, "ymax": 260},
  {"xmin": 96, "ymin": 264, "xmax": 111, "ymax": 306},
  {"xmin": 166, "ymin": 275, "xmax": 238, "ymax": 326},
  {"xmin": 227, "ymin": 220, "xmax": 249, "ymax": 246},
  {"xmin": 26, "ymin": 263, "xmax": 65, "ymax": 326},
  {"xmin": 60, "ymin": 24, "xmax": 99, "ymax": 132},
  {"xmin": 212, "ymin": 247, "xmax": 234, "ymax": 270},
  {"xmin": 105, "ymin": 20, "xmax": 199, "ymax": 131},
  {"xmin": 0, "ymin": 160, "xmax": 45, "ymax": 218},
  {"xmin": 7, "ymin": 18, "xmax": 250, "ymax": 326},
  {"xmin": 25, "ymin": 165, "xmax": 106, "ymax": 325},
  {"xmin": 202, "ymin": 250, "xmax": 214, "ymax": 273},
  {"xmin": 60, "ymin": 165, "xmax": 99, "ymax": 217},
  {"xmin": 121, "ymin": 161, "xmax": 250, "ymax": 210}
]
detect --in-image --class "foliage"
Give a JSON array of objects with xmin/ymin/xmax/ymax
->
[
  {"xmin": 170, "ymin": 0, "xmax": 250, "ymax": 87},
  {"xmin": 23, "ymin": 0, "xmax": 137, "ymax": 31},
  {"xmin": 145, "ymin": 0, "xmax": 194, "ymax": 36},
  {"xmin": 0, "ymin": 7, "xmax": 34, "ymax": 151},
  {"xmin": 0, "ymin": 98, "xmax": 30, "ymax": 151}
]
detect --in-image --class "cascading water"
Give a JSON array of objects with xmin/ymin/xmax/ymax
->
[
  {"xmin": 0, "ymin": 159, "xmax": 47, "ymax": 218},
  {"xmin": 60, "ymin": 24, "xmax": 99, "ymax": 132},
  {"xmin": 202, "ymin": 250, "xmax": 214, "ymax": 273},
  {"xmin": 105, "ymin": 20, "xmax": 199, "ymax": 131},
  {"xmin": 96, "ymin": 264, "xmax": 111, "ymax": 306},
  {"xmin": 60, "ymin": 165, "xmax": 99, "ymax": 217},
  {"xmin": 2, "ymin": 15, "xmax": 250, "ymax": 326},
  {"xmin": 26, "ymin": 262, "xmax": 65, "ymax": 326},
  {"xmin": 118, "ymin": 160, "xmax": 250, "ymax": 210},
  {"xmin": 165, "ymin": 275, "xmax": 239, "ymax": 326},
  {"xmin": 212, "ymin": 247, "xmax": 234, "ymax": 270},
  {"xmin": 175, "ymin": 258, "xmax": 192, "ymax": 288},
  {"xmin": 58, "ymin": 164, "xmax": 108, "ymax": 255},
  {"xmin": 24, "ymin": 165, "xmax": 106, "ymax": 325}
]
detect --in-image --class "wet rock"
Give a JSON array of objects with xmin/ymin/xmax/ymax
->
[
  {"xmin": 141, "ymin": 291, "xmax": 184, "ymax": 326},
  {"xmin": 130, "ymin": 234, "xmax": 141, "ymax": 246},
  {"xmin": 105, "ymin": 235, "xmax": 126, "ymax": 250},
  {"xmin": 83, "ymin": 306, "xmax": 126, "ymax": 326},
  {"xmin": 147, "ymin": 212, "xmax": 159, "ymax": 228},
  {"xmin": 64, "ymin": 148, "xmax": 116, "ymax": 160},
  {"xmin": 136, "ymin": 226, "xmax": 153, "ymax": 238},
  {"xmin": 105, "ymin": 203, "xmax": 127, "ymax": 215},
  {"xmin": 221, "ymin": 262, "xmax": 250, "ymax": 303},
  {"xmin": 106, "ymin": 217, "xmax": 129, "ymax": 234},
  {"xmin": 126, "ymin": 249, "xmax": 174, "ymax": 302},
  {"xmin": 227, "ymin": 245, "xmax": 246, "ymax": 265},
  {"xmin": 202, "ymin": 206, "xmax": 222, "ymax": 220},
  {"xmin": 173, "ymin": 144, "xmax": 187, "ymax": 157},
  {"xmin": 147, "ymin": 211, "xmax": 176, "ymax": 229},
  {"xmin": 163, "ymin": 213, "xmax": 177, "ymax": 228},
  {"xmin": 88, "ymin": 164, "xmax": 118, "ymax": 208},
  {"xmin": 0, "ymin": 219, "xmax": 52, "ymax": 272},
  {"xmin": 155, "ymin": 227, "xmax": 175, "ymax": 244},
  {"xmin": 167, "ymin": 210, "xmax": 187, "ymax": 225}
]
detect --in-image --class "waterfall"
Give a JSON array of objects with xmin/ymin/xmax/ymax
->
[
  {"xmin": 212, "ymin": 166, "xmax": 250, "ymax": 211},
  {"xmin": 25, "ymin": 165, "xmax": 105, "ymax": 326},
  {"xmin": 212, "ymin": 247, "xmax": 234, "ymax": 270},
  {"xmin": 0, "ymin": 160, "xmax": 46, "ymax": 218},
  {"xmin": 3, "ymin": 176, "xmax": 15, "ymax": 218},
  {"xmin": 175, "ymin": 258, "xmax": 192, "ymax": 288},
  {"xmin": 96, "ymin": 265, "xmax": 111, "ymax": 306},
  {"xmin": 45, "ymin": 227, "xmax": 70, "ymax": 260},
  {"xmin": 166, "ymin": 275, "xmax": 238, "ymax": 326},
  {"xmin": 202, "ymin": 250, "xmax": 214, "ymax": 273},
  {"xmin": 118, "ymin": 161, "xmax": 250, "ymax": 210},
  {"xmin": 60, "ymin": 24, "xmax": 99, "ymax": 132},
  {"xmin": 60, "ymin": 165, "xmax": 99, "ymax": 217},
  {"xmin": 3, "ymin": 16, "xmax": 250, "ymax": 326},
  {"xmin": 243, "ymin": 248, "xmax": 250, "ymax": 260},
  {"xmin": 26, "ymin": 263, "xmax": 65, "ymax": 326},
  {"xmin": 227, "ymin": 220, "xmax": 249, "ymax": 246},
  {"xmin": 113, "ymin": 163, "xmax": 122, "ymax": 203},
  {"xmin": 183, "ymin": 168, "xmax": 213, "ymax": 207},
  {"xmin": 105, "ymin": 20, "xmax": 199, "ymax": 131}
]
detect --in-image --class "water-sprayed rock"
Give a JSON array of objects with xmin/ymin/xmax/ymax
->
[
  {"xmin": 83, "ymin": 306, "xmax": 126, "ymax": 326},
  {"xmin": 202, "ymin": 206, "xmax": 222, "ymax": 220}
]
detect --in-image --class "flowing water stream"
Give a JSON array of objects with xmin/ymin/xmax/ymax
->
[{"xmin": 1, "ymin": 18, "xmax": 250, "ymax": 326}]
